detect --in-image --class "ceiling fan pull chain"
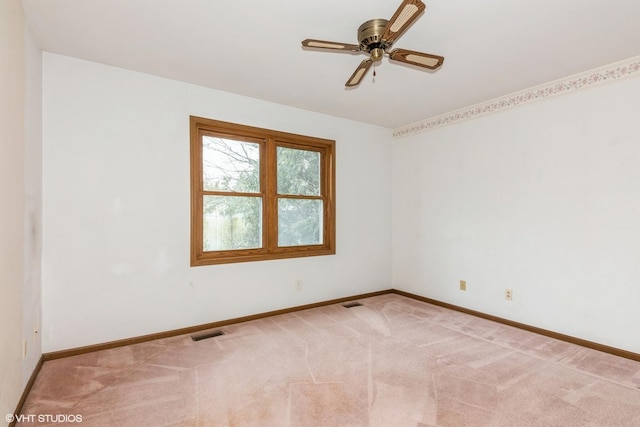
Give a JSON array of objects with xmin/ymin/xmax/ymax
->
[{"xmin": 373, "ymin": 62, "xmax": 377, "ymax": 81}]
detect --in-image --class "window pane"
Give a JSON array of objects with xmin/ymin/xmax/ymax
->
[
  {"xmin": 203, "ymin": 136, "xmax": 260, "ymax": 192},
  {"xmin": 277, "ymin": 147, "xmax": 320, "ymax": 196},
  {"xmin": 204, "ymin": 195, "xmax": 262, "ymax": 250},
  {"xmin": 278, "ymin": 199, "xmax": 323, "ymax": 246}
]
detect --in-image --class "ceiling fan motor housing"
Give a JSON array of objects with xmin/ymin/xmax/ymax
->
[{"xmin": 358, "ymin": 18, "xmax": 392, "ymax": 60}]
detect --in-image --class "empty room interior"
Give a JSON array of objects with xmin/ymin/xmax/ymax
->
[{"xmin": 2, "ymin": 0, "xmax": 640, "ymax": 425}]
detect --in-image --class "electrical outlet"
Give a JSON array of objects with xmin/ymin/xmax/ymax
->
[
  {"xmin": 295, "ymin": 279, "xmax": 302, "ymax": 291},
  {"xmin": 459, "ymin": 280, "xmax": 466, "ymax": 291},
  {"xmin": 505, "ymin": 289, "xmax": 513, "ymax": 301}
]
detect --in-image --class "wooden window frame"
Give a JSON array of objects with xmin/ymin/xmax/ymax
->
[{"xmin": 190, "ymin": 116, "xmax": 336, "ymax": 266}]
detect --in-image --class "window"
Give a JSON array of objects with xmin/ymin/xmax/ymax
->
[{"xmin": 190, "ymin": 116, "xmax": 336, "ymax": 265}]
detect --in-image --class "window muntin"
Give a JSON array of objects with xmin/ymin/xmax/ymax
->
[{"xmin": 190, "ymin": 116, "xmax": 335, "ymax": 265}]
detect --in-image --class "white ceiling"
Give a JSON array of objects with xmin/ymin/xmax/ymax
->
[{"xmin": 22, "ymin": 0, "xmax": 640, "ymax": 129}]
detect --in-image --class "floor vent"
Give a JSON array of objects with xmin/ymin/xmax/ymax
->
[
  {"xmin": 342, "ymin": 302, "xmax": 363, "ymax": 308},
  {"xmin": 192, "ymin": 330, "xmax": 225, "ymax": 342}
]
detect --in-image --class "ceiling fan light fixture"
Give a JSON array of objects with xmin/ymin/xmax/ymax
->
[{"xmin": 370, "ymin": 48, "xmax": 384, "ymax": 62}]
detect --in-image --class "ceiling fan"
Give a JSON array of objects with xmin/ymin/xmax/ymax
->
[{"xmin": 301, "ymin": 0, "xmax": 444, "ymax": 87}]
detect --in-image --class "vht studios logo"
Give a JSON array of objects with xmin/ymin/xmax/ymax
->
[{"xmin": 6, "ymin": 413, "xmax": 83, "ymax": 423}]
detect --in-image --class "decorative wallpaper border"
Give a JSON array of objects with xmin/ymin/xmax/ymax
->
[{"xmin": 393, "ymin": 55, "xmax": 640, "ymax": 139}]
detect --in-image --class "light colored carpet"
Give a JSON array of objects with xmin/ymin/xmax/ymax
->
[{"xmin": 18, "ymin": 294, "xmax": 640, "ymax": 426}]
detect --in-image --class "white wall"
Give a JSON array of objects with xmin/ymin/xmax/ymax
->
[
  {"xmin": 392, "ymin": 75, "xmax": 640, "ymax": 353},
  {"xmin": 1, "ymin": 0, "xmax": 42, "ymax": 420},
  {"xmin": 0, "ymin": 0, "xmax": 25, "ymax": 418},
  {"xmin": 22, "ymin": 10, "xmax": 43, "ymax": 387},
  {"xmin": 42, "ymin": 53, "xmax": 392, "ymax": 352}
]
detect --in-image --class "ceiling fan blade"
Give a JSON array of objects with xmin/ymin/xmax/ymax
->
[
  {"xmin": 381, "ymin": 0, "xmax": 426, "ymax": 43},
  {"xmin": 389, "ymin": 48, "xmax": 444, "ymax": 69},
  {"xmin": 302, "ymin": 39, "xmax": 361, "ymax": 52},
  {"xmin": 345, "ymin": 60, "xmax": 373, "ymax": 87}
]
